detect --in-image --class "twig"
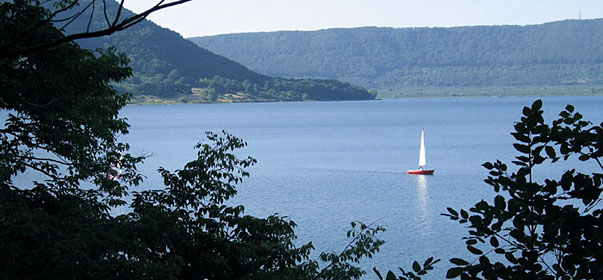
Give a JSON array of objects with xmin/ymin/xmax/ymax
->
[{"xmin": 1, "ymin": 0, "xmax": 192, "ymax": 58}]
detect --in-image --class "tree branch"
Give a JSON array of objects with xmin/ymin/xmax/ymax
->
[
  {"xmin": 102, "ymin": 0, "xmax": 110, "ymax": 26},
  {"xmin": 1, "ymin": 0, "xmax": 191, "ymax": 58},
  {"xmin": 111, "ymin": 0, "xmax": 126, "ymax": 26},
  {"xmin": 18, "ymin": 154, "xmax": 72, "ymax": 167},
  {"xmin": 86, "ymin": 0, "xmax": 96, "ymax": 33},
  {"xmin": 314, "ymin": 221, "xmax": 380, "ymax": 279},
  {"xmin": 0, "ymin": 0, "xmax": 83, "ymax": 54}
]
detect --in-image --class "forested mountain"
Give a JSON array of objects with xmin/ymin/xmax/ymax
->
[
  {"xmin": 190, "ymin": 19, "xmax": 603, "ymax": 91},
  {"xmin": 63, "ymin": 1, "xmax": 374, "ymax": 101}
]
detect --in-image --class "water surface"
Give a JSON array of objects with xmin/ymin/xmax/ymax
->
[{"xmin": 56, "ymin": 97, "xmax": 603, "ymax": 277}]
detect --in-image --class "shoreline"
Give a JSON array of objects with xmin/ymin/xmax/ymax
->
[{"xmin": 127, "ymin": 91, "xmax": 603, "ymax": 105}]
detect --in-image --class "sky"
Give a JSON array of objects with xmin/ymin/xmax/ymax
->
[{"xmin": 123, "ymin": 0, "xmax": 603, "ymax": 38}]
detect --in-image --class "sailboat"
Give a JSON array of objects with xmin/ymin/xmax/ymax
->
[{"xmin": 407, "ymin": 129, "xmax": 434, "ymax": 175}]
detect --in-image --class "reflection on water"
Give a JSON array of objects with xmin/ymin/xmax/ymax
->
[
  {"xmin": 415, "ymin": 175, "xmax": 431, "ymax": 233},
  {"xmin": 416, "ymin": 175, "xmax": 429, "ymax": 208}
]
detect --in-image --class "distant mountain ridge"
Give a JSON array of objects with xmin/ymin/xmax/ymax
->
[
  {"xmin": 189, "ymin": 19, "xmax": 603, "ymax": 91},
  {"xmin": 65, "ymin": 0, "xmax": 374, "ymax": 102}
]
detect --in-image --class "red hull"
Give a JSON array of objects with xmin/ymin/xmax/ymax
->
[{"xmin": 407, "ymin": 169, "xmax": 434, "ymax": 175}]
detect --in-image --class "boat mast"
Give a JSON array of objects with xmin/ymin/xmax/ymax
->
[{"xmin": 419, "ymin": 129, "xmax": 426, "ymax": 168}]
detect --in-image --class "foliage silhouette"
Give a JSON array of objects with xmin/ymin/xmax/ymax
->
[
  {"xmin": 441, "ymin": 100, "xmax": 603, "ymax": 279},
  {"xmin": 1, "ymin": 1, "xmax": 383, "ymax": 279}
]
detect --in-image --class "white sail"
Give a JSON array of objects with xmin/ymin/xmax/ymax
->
[{"xmin": 418, "ymin": 129, "xmax": 426, "ymax": 168}]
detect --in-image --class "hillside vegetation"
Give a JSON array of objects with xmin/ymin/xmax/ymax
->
[
  {"xmin": 66, "ymin": 1, "xmax": 374, "ymax": 102},
  {"xmin": 190, "ymin": 19, "xmax": 603, "ymax": 93}
]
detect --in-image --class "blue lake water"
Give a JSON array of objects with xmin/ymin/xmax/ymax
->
[
  {"xmin": 118, "ymin": 96, "xmax": 602, "ymax": 278},
  {"xmin": 13, "ymin": 96, "xmax": 603, "ymax": 278}
]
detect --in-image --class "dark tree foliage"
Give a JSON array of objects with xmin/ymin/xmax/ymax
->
[
  {"xmin": 0, "ymin": 0, "xmax": 143, "ymax": 205},
  {"xmin": 442, "ymin": 100, "xmax": 603, "ymax": 279},
  {"xmin": 190, "ymin": 20, "xmax": 603, "ymax": 90},
  {"xmin": 374, "ymin": 257, "xmax": 440, "ymax": 280},
  {"xmin": 1, "ymin": 129, "xmax": 387, "ymax": 279},
  {"xmin": 1, "ymin": 1, "xmax": 384, "ymax": 279}
]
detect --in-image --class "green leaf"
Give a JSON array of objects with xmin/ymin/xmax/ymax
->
[
  {"xmin": 482, "ymin": 162, "xmax": 494, "ymax": 169},
  {"xmin": 447, "ymin": 207, "xmax": 459, "ymax": 216},
  {"xmin": 511, "ymin": 132, "xmax": 531, "ymax": 143},
  {"xmin": 505, "ymin": 252, "xmax": 518, "ymax": 264},
  {"xmin": 446, "ymin": 267, "xmax": 463, "ymax": 278},
  {"xmin": 467, "ymin": 245, "xmax": 483, "ymax": 255},
  {"xmin": 516, "ymin": 155, "xmax": 530, "ymax": 162},
  {"xmin": 545, "ymin": 146, "xmax": 556, "ymax": 158},
  {"xmin": 450, "ymin": 258, "xmax": 469, "ymax": 266},
  {"xmin": 508, "ymin": 198, "xmax": 519, "ymax": 213},
  {"xmin": 386, "ymin": 271, "xmax": 397, "ymax": 280},
  {"xmin": 460, "ymin": 209, "xmax": 469, "ymax": 219},
  {"xmin": 469, "ymin": 215, "xmax": 483, "ymax": 226},
  {"xmin": 522, "ymin": 107, "xmax": 531, "ymax": 117},
  {"xmin": 494, "ymin": 195, "xmax": 506, "ymax": 210},
  {"xmin": 490, "ymin": 236, "xmax": 499, "ymax": 247},
  {"xmin": 531, "ymin": 99, "xmax": 542, "ymax": 111},
  {"xmin": 413, "ymin": 260, "xmax": 421, "ymax": 272},
  {"xmin": 475, "ymin": 200, "xmax": 489, "ymax": 210},
  {"xmin": 513, "ymin": 143, "xmax": 531, "ymax": 154}
]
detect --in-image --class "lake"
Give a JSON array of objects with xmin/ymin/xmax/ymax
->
[{"xmin": 32, "ymin": 96, "xmax": 603, "ymax": 278}]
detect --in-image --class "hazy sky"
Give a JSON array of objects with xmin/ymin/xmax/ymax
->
[{"xmin": 123, "ymin": 0, "xmax": 603, "ymax": 38}]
